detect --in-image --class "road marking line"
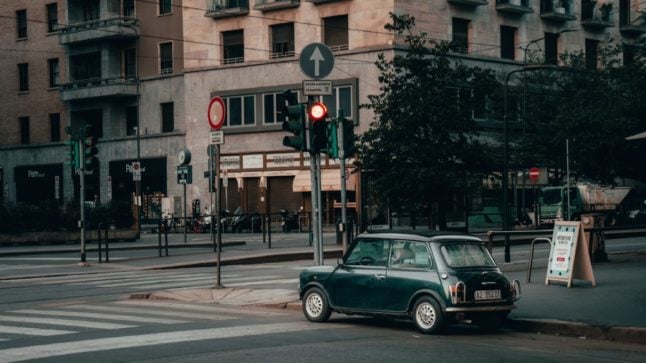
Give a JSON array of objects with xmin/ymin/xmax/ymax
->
[
  {"xmin": 60, "ymin": 305, "xmax": 237, "ymax": 321},
  {"xmin": 0, "ymin": 325, "xmax": 75, "ymax": 336},
  {"xmin": 128, "ymin": 275, "xmax": 283, "ymax": 290},
  {"xmin": 224, "ymin": 278, "xmax": 298, "ymax": 287},
  {"xmin": 114, "ymin": 301, "xmax": 287, "ymax": 316},
  {"xmin": 10, "ymin": 310, "xmax": 187, "ymax": 325},
  {"xmin": 0, "ymin": 316, "xmax": 135, "ymax": 330},
  {"xmin": 96, "ymin": 274, "xmax": 232, "ymax": 288},
  {"xmin": 0, "ymin": 322, "xmax": 345, "ymax": 363}
]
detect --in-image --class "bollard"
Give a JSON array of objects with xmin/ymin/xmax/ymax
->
[
  {"xmin": 267, "ymin": 215, "xmax": 272, "ymax": 249},
  {"xmin": 158, "ymin": 219, "xmax": 162, "ymax": 257},
  {"xmin": 164, "ymin": 219, "xmax": 169, "ymax": 256},
  {"xmin": 262, "ymin": 215, "xmax": 267, "ymax": 244},
  {"xmin": 98, "ymin": 223, "xmax": 103, "ymax": 263},
  {"xmin": 104, "ymin": 226, "xmax": 110, "ymax": 263}
]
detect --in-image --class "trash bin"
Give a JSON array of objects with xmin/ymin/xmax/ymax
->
[{"xmin": 581, "ymin": 213, "xmax": 607, "ymax": 262}]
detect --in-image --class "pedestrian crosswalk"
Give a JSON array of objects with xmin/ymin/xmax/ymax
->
[{"xmin": 0, "ymin": 299, "xmax": 333, "ymax": 363}]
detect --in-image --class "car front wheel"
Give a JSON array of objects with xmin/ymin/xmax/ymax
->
[
  {"xmin": 411, "ymin": 296, "xmax": 443, "ymax": 334},
  {"xmin": 302, "ymin": 287, "xmax": 331, "ymax": 323}
]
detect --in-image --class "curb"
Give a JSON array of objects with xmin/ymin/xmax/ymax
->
[{"xmin": 508, "ymin": 318, "xmax": 646, "ymax": 345}]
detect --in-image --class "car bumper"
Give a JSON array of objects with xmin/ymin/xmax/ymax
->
[{"xmin": 445, "ymin": 305, "xmax": 516, "ymax": 313}]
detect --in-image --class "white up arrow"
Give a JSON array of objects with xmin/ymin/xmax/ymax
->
[{"xmin": 309, "ymin": 46, "xmax": 325, "ymax": 77}]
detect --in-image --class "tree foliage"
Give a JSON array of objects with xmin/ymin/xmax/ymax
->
[{"xmin": 359, "ymin": 14, "xmax": 499, "ymax": 226}]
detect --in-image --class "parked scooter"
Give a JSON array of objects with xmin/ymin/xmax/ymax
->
[
  {"xmin": 280, "ymin": 209, "xmax": 300, "ymax": 232},
  {"xmin": 231, "ymin": 207, "xmax": 261, "ymax": 233}
]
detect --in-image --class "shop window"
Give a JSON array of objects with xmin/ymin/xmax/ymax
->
[
  {"xmin": 225, "ymin": 95, "xmax": 255, "ymax": 127},
  {"xmin": 18, "ymin": 63, "xmax": 29, "ymax": 92},
  {"xmin": 500, "ymin": 25, "xmax": 516, "ymax": 60},
  {"xmin": 48, "ymin": 58, "xmax": 59, "ymax": 88},
  {"xmin": 50, "ymin": 113, "xmax": 60, "ymax": 142},
  {"xmin": 271, "ymin": 23, "xmax": 295, "ymax": 59},
  {"xmin": 19, "ymin": 117, "xmax": 30, "ymax": 144},
  {"xmin": 160, "ymin": 42, "xmax": 173, "ymax": 74},
  {"xmin": 223, "ymin": 30, "xmax": 244, "ymax": 64},
  {"xmin": 161, "ymin": 102, "xmax": 174, "ymax": 132},
  {"xmin": 16, "ymin": 9, "xmax": 27, "ymax": 39},
  {"xmin": 452, "ymin": 18, "xmax": 469, "ymax": 54},
  {"xmin": 324, "ymin": 15, "xmax": 348, "ymax": 52},
  {"xmin": 46, "ymin": 3, "xmax": 58, "ymax": 32}
]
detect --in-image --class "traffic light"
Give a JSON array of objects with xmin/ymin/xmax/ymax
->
[
  {"xmin": 84, "ymin": 135, "xmax": 99, "ymax": 172},
  {"xmin": 282, "ymin": 104, "xmax": 307, "ymax": 151},
  {"xmin": 308, "ymin": 102, "xmax": 328, "ymax": 153},
  {"xmin": 326, "ymin": 121, "xmax": 338, "ymax": 159},
  {"xmin": 342, "ymin": 119, "xmax": 356, "ymax": 156}
]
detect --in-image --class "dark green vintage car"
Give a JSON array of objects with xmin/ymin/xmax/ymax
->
[{"xmin": 299, "ymin": 231, "xmax": 521, "ymax": 333}]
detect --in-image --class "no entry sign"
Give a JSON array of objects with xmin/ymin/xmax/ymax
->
[
  {"xmin": 207, "ymin": 96, "xmax": 226, "ymax": 130},
  {"xmin": 529, "ymin": 167, "xmax": 540, "ymax": 182}
]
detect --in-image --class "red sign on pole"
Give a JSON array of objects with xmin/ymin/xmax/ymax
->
[
  {"xmin": 207, "ymin": 96, "xmax": 226, "ymax": 130},
  {"xmin": 529, "ymin": 167, "xmax": 540, "ymax": 182}
]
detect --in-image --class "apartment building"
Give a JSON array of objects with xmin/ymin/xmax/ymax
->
[{"xmin": 1, "ymin": 0, "xmax": 643, "ymax": 225}]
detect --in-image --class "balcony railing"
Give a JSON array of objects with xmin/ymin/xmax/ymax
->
[
  {"xmin": 496, "ymin": 0, "xmax": 534, "ymax": 14},
  {"xmin": 620, "ymin": 10, "xmax": 646, "ymax": 35},
  {"xmin": 58, "ymin": 17, "xmax": 139, "ymax": 44},
  {"xmin": 60, "ymin": 77, "xmax": 138, "ymax": 101},
  {"xmin": 254, "ymin": 0, "xmax": 300, "ymax": 11},
  {"xmin": 447, "ymin": 0, "xmax": 488, "ymax": 6},
  {"xmin": 206, "ymin": 0, "xmax": 249, "ymax": 18},
  {"xmin": 540, "ymin": 0, "xmax": 576, "ymax": 21},
  {"xmin": 581, "ymin": 2, "xmax": 614, "ymax": 29},
  {"xmin": 270, "ymin": 50, "xmax": 296, "ymax": 59},
  {"xmin": 305, "ymin": 0, "xmax": 350, "ymax": 4}
]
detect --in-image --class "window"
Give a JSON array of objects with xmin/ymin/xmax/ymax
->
[
  {"xmin": 585, "ymin": 38, "xmax": 599, "ymax": 69},
  {"xmin": 544, "ymin": 33, "xmax": 559, "ymax": 65},
  {"xmin": 452, "ymin": 18, "xmax": 469, "ymax": 54},
  {"xmin": 70, "ymin": 52, "xmax": 101, "ymax": 81},
  {"xmin": 18, "ymin": 63, "xmax": 29, "ymax": 92},
  {"xmin": 123, "ymin": 0, "xmax": 135, "ymax": 17},
  {"xmin": 440, "ymin": 243, "xmax": 496, "ymax": 268},
  {"xmin": 50, "ymin": 113, "xmax": 60, "ymax": 142},
  {"xmin": 159, "ymin": 0, "xmax": 172, "ymax": 15},
  {"xmin": 271, "ymin": 23, "xmax": 295, "ymax": 59},
  {"xmin": 390, "ymin": 241, "xmax": 432, "ymax": 269},
  {"xmin": 500, "ymin": 26, "xmax": 516, "ymax": 60},
  {"xmin": 345, "ymin": 239, "xmax": 390, "ymax": 267},
  {"xmin": 19, "ymin": 117, "xmax": 30, "ymax": 144},
  {"xmin": 323, "ymin": 15, "xmax": 348, "ymax": 52},
  {"xmin": 619, "ymin": 0, "xmax": 630, "ymax": 26},
  {"xmin": 83, "ymin": 1, "xmax": 100, "ymax": 21},
  {"xmin": 316, "ymin": 86, "xmax": 353, "ymax": 119},
  {"xmin": 16, "ymin": 10, "xmax": 27, "ymax": 39},
  {"xmin": 48, "ymin": 58, "xmax": 59, "ymax": 88},
  {"xmin": 225, "ymin": 95, "xmax": 255, "ymax": 127},
  {"xmin": 161, "ymin": 102, "xmax": 174, "ymax": 132},
  {"xmin": 126, "ymin": 106, "xmax": 138, "ymax": 136},
  {"xmin": 263, "ymin": 90, "xmax": 298, "ymax": 124},
  {"xmin": 159, "ymin": 42, "xmax": 173, "ymax": 74},
  {"xmin": 223, "ymin": 30, "xmax": 244, "ymax": 64},
  {"xmin": 124, "ymin": 48, "xmax": 137, "ymax": 78},
  {"xmin": 46, "ymin": 3, "xmax": 58, "ymax": 32}
]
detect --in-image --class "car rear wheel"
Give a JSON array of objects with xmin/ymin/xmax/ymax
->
[
  {"xmin": 303, "ymin": 287, "xmax": 331, "ymax": 323},
  {"xmin": 412, "ymin": 296, "xmax": 443, "ymax": 334}
]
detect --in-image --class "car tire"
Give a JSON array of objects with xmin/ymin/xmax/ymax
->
[
  {"xmin": 411, "ymin": 296, "xmax": 443, "ymax": 334},
  {"xmin": 302, "ymin": 287, "xmax": 331, "ymax": 323}
]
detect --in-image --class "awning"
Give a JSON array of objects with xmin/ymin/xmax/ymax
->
[
  {"xmin": 293, "ymin": 169, "xmax": 356, "ymax": 192},
  {"xmin": 626, "ymin": 131, "xmax": 646, "ymax": 141}
]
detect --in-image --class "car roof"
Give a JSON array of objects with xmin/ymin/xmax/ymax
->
[{"xmin": 356, "ymin": 230, "xmax": 482, "ymax": 243}]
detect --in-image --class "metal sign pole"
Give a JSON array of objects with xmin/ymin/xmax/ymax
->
[
  {"xmin": 183, "ymin": 183, "xmax": 187, "ymax": 243},
  {"xmin": 338, "ymin": 111, "xmax": 348, "ymax": 254},
  {"xmin": 216, "ymin": 144, "xmax": 223, "ymax": 288},
  {"xmin": 316, "ymin": 152, "xmax": 324, "ymax": 265},
  {"xmin": 310, "ymin": 151, "xmax": 320, "ymax": 265},
  {"xmin": 79, "ymin": 137, "xmax": 86, "ymax": 265}
]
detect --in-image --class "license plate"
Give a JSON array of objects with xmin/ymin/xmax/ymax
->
[{"xmin": 475, "ymin": 290, "xmax": 501, "ymax": 300}]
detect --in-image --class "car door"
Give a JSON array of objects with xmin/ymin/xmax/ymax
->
[
  {"xmin": 329, "ymin": 238, "xmax": 391, "ymax": 311},
  {"xmin": 382, "ymin": 240, "xmax": 440, "ymax": 312}
]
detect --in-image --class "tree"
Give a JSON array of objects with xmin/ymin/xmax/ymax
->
[{"xmin": 359, "ymin": 14, "xmax": 499, "ymax": 228}]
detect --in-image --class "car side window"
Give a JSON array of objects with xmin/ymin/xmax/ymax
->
[
  {"xmin": 389, "ymin": 240, "xmax": 432, "ymax": 269},
  {"xmin": 345, "ymin": 239, "xmax": 390, "ymax": 267}
]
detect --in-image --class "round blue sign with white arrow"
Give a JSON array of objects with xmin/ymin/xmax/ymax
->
[{"xmin": 299, "ymin": 43, "xmax": 334, "ymax": 79}]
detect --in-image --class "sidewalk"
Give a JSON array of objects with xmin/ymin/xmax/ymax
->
[{"xmin": 2, "ymin": 232, "xmax": 645, "ymax": 344}]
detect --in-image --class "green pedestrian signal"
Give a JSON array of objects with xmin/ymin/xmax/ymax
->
[{"xmin": 326, "ymin": 121, "xmax": 338, "ymax": 159}]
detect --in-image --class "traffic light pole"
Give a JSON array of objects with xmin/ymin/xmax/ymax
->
[
  {"xmin": 78, "ymin": 137, "xmax": 87, "ymax": 265},
  {"xmin": 337, "ymin": 113, "xmax": 348, "ymax": 254},
  {"xmin": 215, "ymin": 144, "xmax": 224, "ymax": 288},
  {"xmin": 316, "ymin": 153, "xmax": 324, "ymax": 265}
]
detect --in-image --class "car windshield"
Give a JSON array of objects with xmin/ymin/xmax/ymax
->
[
  {"xmin": 440, "ymin": 243, "xmax": 496, "ymax": 268},
  {"xmin": 540, "ymin": 188, "xmax": 562, "ymax": 205}
]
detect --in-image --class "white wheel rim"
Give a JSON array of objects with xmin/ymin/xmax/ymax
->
[
  {"xmin": 416, "ymin": 302, "xmax": 436, "ymax": 329},
  {"xmin": 305, "ymin": 293, "xmax": 323, "ymax": 318}
]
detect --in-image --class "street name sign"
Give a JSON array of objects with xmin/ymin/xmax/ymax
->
[
  {"xmin": 299, "ymin": 43, "xmax": 334, "ymax": 79},
  {"xmin": 209, "ymin": 130, "xmax": 224, "ymax": 145},
  {"xmin": 303, "ymin": 80, "xmax": 333, "ymax": 95}
]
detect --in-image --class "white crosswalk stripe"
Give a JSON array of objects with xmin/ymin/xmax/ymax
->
[
  {"xmin": 0, "ymin": 325, "xmax": 75, "ymax": 336},
  {"xmin": 9, "ymin": 309, "xmax": 188, "ymax": 324},
  {"xmin": 0, "ymin": 315, "xmax": 135, "ymax": 330},
  {"xmin": 59, "ymin": 304, "xmax": 237, "ymax": 321},
  {"xmin": 115, "ymin": 300, "xmax": 287, "ymax": 317}
]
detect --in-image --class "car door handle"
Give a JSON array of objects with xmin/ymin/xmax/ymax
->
[{"xmin": 374, "ymin": 274, "xmax": 386, "ymax": 280}]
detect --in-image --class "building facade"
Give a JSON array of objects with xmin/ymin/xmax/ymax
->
[{"xmin": 1, "ymin": 0, "xmax": 643, "ymax": 225}]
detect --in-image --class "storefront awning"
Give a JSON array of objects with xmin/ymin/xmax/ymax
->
[{"xmin": 293, "ymin": 169, "xmax": 356, "ymax": 192}]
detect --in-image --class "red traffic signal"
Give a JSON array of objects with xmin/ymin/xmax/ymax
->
[{"xmin": 308, "ymin": 102, "xmax": 328, "ymax": 122}]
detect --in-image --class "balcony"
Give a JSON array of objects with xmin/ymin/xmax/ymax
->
[
  {"xmin": 540, "ymin": 0, "xmax": 576, "ymax": 22},
  {"xmin": 496, "ymin": 0, "xmax": 534, "ymax": 14},
  {"xmin": 60, "ymin": 77, "xmax": 138, "ymax": 102},
  {"xmin": 58, "ymin": 17, "xmax": 138, "ymax": 45},
  {"xmin": 254, "ymin": 0, "xmax": 300, "ymax": 11},
  {"xmin": 447, "ymin": 0, "xmax": 488, "ymax": 7},
  {"xmin": 305, "ymin": 0, "xmax": 350, "ymax": 4},
  {"xmin": 205, "ymin": 0, "xmax": 249, "ymax": 19},
  {"xmin": 620, "ymin": 12, "xmax": 646, "ymax": 36},
  {"xmin": 581, "ymin": 2, "xmax": 614, "ymax": 29}
]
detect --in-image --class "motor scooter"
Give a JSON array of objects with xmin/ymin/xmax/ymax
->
[{"xmin": 280, "ymin": 209, "xmax": 300, "ymax": 232}]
